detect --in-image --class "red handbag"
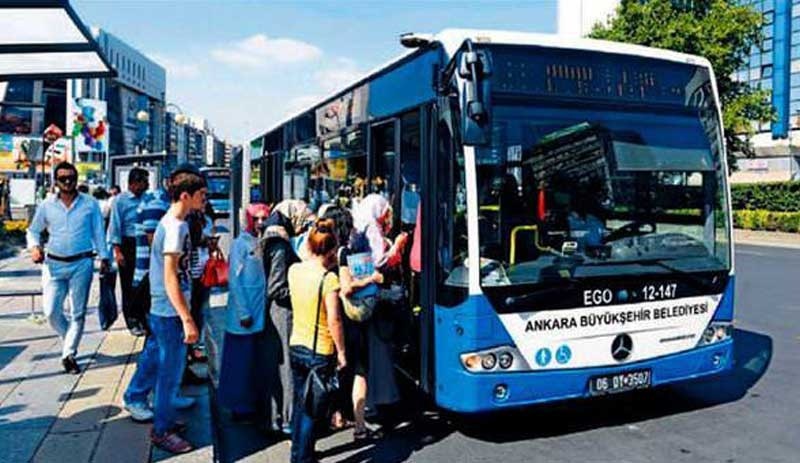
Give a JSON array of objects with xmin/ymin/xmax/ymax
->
[{"xmin": 201, "ymin": 249, "xmax": 229, "ymax": 288}]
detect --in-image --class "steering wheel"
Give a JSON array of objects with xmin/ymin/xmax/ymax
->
[{"xmin": 602, "ymin": 220, "xmax": 656, "ymax": 243}]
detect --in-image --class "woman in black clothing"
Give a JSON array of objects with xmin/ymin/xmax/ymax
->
[
  {"xmin": 323, "ymin": 205, "xmax": 382, "ymax": 440},
  {"xmin": 261, "ymin": 200, "xmax": 311, "ymax": 434}
]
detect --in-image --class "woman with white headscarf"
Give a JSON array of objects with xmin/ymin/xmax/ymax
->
[
  {"xmin": 351, "ymin": 194, "xmax": 409, "ymax": 425},
  {"xmin": 352, "ymin": 194, "xmax": 408, "ymax": 269}
]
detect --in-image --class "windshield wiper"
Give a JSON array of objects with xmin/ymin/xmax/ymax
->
[{"xmin": 504, "ymin": 274, "xmax": 580, "ymax": 306}]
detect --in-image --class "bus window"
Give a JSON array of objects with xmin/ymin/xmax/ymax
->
[
  {"xmin": 286, "ymin": 144, "xmax": 317, "ymax": 203},
  {"xmin": 401, "ymin": 110, "xmax": 421, "ymax": 227},
  {"xmin": 371, "ymin": 121, "xmax": 397, "ymax": 202},
  {"xmin": 321, "ymin": 129, "xmax": 366, "ymax": 209},
  {"xmin": 437, "ymin": 117, "xmax": 468, "ymax": 304}
]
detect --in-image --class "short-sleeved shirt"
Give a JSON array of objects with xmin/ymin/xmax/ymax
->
[
  {"xmin": 133, "ymin": 189, "xmax": 169, "ymax": 287},
  {"xmin": 149, "ymin": 213, "xmax": 192, "ymax": 318},
  {"xmin": 288, "ymin": 261, "xmax": 340, "ymax": 356}
]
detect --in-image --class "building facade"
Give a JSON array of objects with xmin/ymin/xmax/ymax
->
[
  {"xmin": 734, "ymin": 0, "xmax": 800, "ymax": 182},
  {"xmin": 0, "ymin": 80, "xmax": 68, "ymax": 178},
  {"xmin": 73, "ymin": 29, "xmax": 167, "ymax": 157},
  {"xmin": 165, "ymin": 111, "xmax": 188, "ymax": 163}
]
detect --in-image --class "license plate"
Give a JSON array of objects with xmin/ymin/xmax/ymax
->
[{"xmin": 589, "ymin": 369, "xmax": 651, "ymax": 396}]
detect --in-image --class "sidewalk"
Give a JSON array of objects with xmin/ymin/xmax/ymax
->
[
  {"xmin": 0, "ymin": 251, "xmax": 213, "ymax": 463},
  {"xmin": 733, "ymin": 228, "xmax": 800, "ymax": 249}
]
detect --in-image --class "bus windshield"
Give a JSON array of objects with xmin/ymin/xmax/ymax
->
[
  {"xmin": 206, "ymin": 176, "xmax": 230, "ymax": 198},
  {"xmin": 475, "ymin": 102, "xmax": 731, "ymax": 287}
]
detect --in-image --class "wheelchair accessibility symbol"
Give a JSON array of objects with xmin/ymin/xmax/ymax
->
[{"xmin": 555, "ymin": 345, "xmax": 572, "ymax": 365}]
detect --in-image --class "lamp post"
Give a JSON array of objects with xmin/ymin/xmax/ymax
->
[
  {"xmin": 166, "ymin": 103, "xmax": 188, "ymax": 163},
  {"xmin": 41, "ymin": 124, "xmax": 63, "ymax": 200},
  {"xmin": 135, "ymin": 109, "xmax": 150, "ymax": 154}
]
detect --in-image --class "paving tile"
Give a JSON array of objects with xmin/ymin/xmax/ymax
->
[
  {"xmin": 91, "ymin": 415, "xmax": 151, "ymax": 463},
  {"xmin": 0, "ymin": 424, "xmax": 49, "ymax": 463},
  {"xmin": 32, "ymin": 430, "xmax": 100, "ymax": 463},
  {"xmin": 49, "ymin": 402, "xmax": 117, "ymax": 434}
]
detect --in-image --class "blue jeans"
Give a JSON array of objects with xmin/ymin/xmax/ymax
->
[
  {"xmin": 42, "ymin": 258, "xmax": 94, "ymax": 359},
  {"xmin": 124, "ymin": 315, "xmax": 186, "ymax": 435},
  {"xmin": 290, "ymin": 346, "xmax": 334, "ymax": 463}
]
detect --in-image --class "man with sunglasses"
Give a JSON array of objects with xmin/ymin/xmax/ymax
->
[
  {"xmin": 27, "ymin": 161, "xmax": 110, "ymax": 374},
  {"xmin": 108, "ymin": 167, "xmax": 150, "ymax": 335}
]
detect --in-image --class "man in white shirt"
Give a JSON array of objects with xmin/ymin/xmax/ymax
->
[{"xmin": 27, "ymin": 162, "xmax": 110, "ymax": 374}]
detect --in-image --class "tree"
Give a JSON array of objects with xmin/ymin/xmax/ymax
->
[{"xmin": 590, "ymin": 0, "xmax": 774, "ymax": 169}]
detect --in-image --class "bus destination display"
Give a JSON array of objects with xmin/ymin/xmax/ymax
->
[{"xmin": 491, "ymin": 45, "xmax": 705, "ymax": 107}]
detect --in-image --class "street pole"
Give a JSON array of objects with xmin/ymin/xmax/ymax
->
[{"xmin": 40, "ymin": 134, "xmax": 46, "ymax": 201}]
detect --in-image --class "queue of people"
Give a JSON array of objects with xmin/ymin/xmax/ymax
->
[
  {"xmin": 216, "ymin": 193, "xmax": 411, "ymax": 463},
  {"xmin": 26, "ymin": 161, "xmax": 413, "ymax": 458}
]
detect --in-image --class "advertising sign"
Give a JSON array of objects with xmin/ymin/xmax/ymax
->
[
  {"xmin": 9, "ymin": 178, "xmax": 36, "ymax": 207},
  {"xmin": 0, "ymin": 134, "xmax": 41, "ymax": 171},
  {"xmin": 67, "ymin": 97, "xmax": 108, "ymax": 155},
  {"xmin": 316, "ymin": 84, "xmax": 369, "ymax": 136}
]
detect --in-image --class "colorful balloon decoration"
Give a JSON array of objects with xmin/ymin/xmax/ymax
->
[{"xmin": 71, "ymin": 99, "xmax": 106, "ymax": 152}]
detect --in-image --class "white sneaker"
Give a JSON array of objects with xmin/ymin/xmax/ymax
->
[
  {"xmin": 172, "ymin": 396, "xmax": 196, "ymax": 409},
  {"xmin": 125, "ymin": 401, "xmax": 154, "ymax": 422}
]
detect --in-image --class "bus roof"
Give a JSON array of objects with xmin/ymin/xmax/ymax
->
[{"xmin": 250, "ymin": 29, "xmax": 714, "ymax": 145}]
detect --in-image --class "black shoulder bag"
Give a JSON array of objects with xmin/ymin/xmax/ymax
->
[{"xmin": 302, "ymin": 271, "xmax": 340, "ymax": 419}]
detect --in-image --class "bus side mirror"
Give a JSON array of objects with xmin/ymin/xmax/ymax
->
[{"xmin": 458, "ymin": 45, "xmax": 492, "ymax": 146}]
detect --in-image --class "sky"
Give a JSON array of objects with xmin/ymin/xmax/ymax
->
[{"xmin": 71, "ymin": 0, "xmax": 558, "ymax": 145}]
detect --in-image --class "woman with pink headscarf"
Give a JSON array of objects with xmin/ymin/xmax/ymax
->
[{"xmin": 218, "ymin": 203, "xmax": 270, "ymax": 421}]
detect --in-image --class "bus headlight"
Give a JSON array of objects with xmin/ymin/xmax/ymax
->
[
  {"xmin": 498, "ymin": 352, "xmax": 514, "ymax": 369},
  {"xmin": 460, "ymin": 346, "xmax": 529, "ymax": 372},
  {"xmin": 697, "ymin": 321, "xmax": 733, "ymax": 346},
  {"xmin": 481, "ymin": 353, "xmax": 497, "ymax": 370}
]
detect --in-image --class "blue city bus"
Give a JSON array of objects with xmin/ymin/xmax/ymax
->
[
  {"xmin": 200, "ymin": 166, "xmax": 231, "ymax": 218},
  {"xmin": 245, "ymin": 30, "xmax": 735, "ymax": 413}
]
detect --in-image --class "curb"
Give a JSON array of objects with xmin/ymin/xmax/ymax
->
[{"xmin": 733, "ymin": 229, "xmax": 800, "ymax": 250}]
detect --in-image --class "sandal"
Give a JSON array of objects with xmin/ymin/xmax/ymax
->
[
  {"xmin": 353, "ymin": 428, "xmax": 383, "ymax": 442},
  {"xmin": 330, "ymin": 420, "xmax": 354, "ymax": 431},
  {"xmin": 329, "ymin": 412, "xmax": 353, "ymax": 431}
]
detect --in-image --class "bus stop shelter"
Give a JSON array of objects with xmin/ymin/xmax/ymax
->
[
  {"xmin": 0, "ymin": 0, "xmax": 115, "ymax": 81},
  {"xmin": 1, "ymin": 0, "xmax": 115, "ymax": 215}
]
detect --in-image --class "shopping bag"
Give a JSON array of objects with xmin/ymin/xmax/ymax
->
[
  {"xmin": 342, "ymin": 250, "xmax": 378, "ymax": 322},
  {"xmin": 98, "ymin": 270, "xmax": 118, "ymax": 330},
  {"xmin": 201, "ymin": 249, "xmax": 229, "ymax": 288}
]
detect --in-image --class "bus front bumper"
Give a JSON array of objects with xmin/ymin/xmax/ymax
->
[{"xmin": 434, "ymin": 339, "xmax": 733, "ymax": 413}]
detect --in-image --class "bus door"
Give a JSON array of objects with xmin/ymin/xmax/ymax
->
[
  {"xmin": 368, "ymin": 119, "xmax": 401, "ymax": 223},
  {"xmin": 263, "ymin": 150, "xmax": 284, "ymax": 205}
]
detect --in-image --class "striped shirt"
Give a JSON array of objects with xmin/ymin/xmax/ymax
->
[
  {"xmin": 133, "ymin": 189, "xmax": 170, "ymax": 287},
  {"xmin": 107, "ymin": 190, "xmax": 143, "ymax": 245}
]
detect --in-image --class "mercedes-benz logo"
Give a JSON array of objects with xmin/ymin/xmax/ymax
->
[{"xmin": 611, "ymin": 334, "xmax": 633, "ymax": 361}]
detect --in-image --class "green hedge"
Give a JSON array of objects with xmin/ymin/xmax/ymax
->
[
  {"xmin": 733, "ymin": 210, "xmax": 800, "ymax": 233},
  {"xmin": 731, "ymin": 181, "xmax": 800, "ymax": 212}
]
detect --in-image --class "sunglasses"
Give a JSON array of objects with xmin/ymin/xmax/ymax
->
[
  {"xmin": 253, "ymin": 216, "xmax": 268, "ymax": 222},
  {"xmin": 56, "ymin": 175, "xmax": 77, "ymax": 184}
]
